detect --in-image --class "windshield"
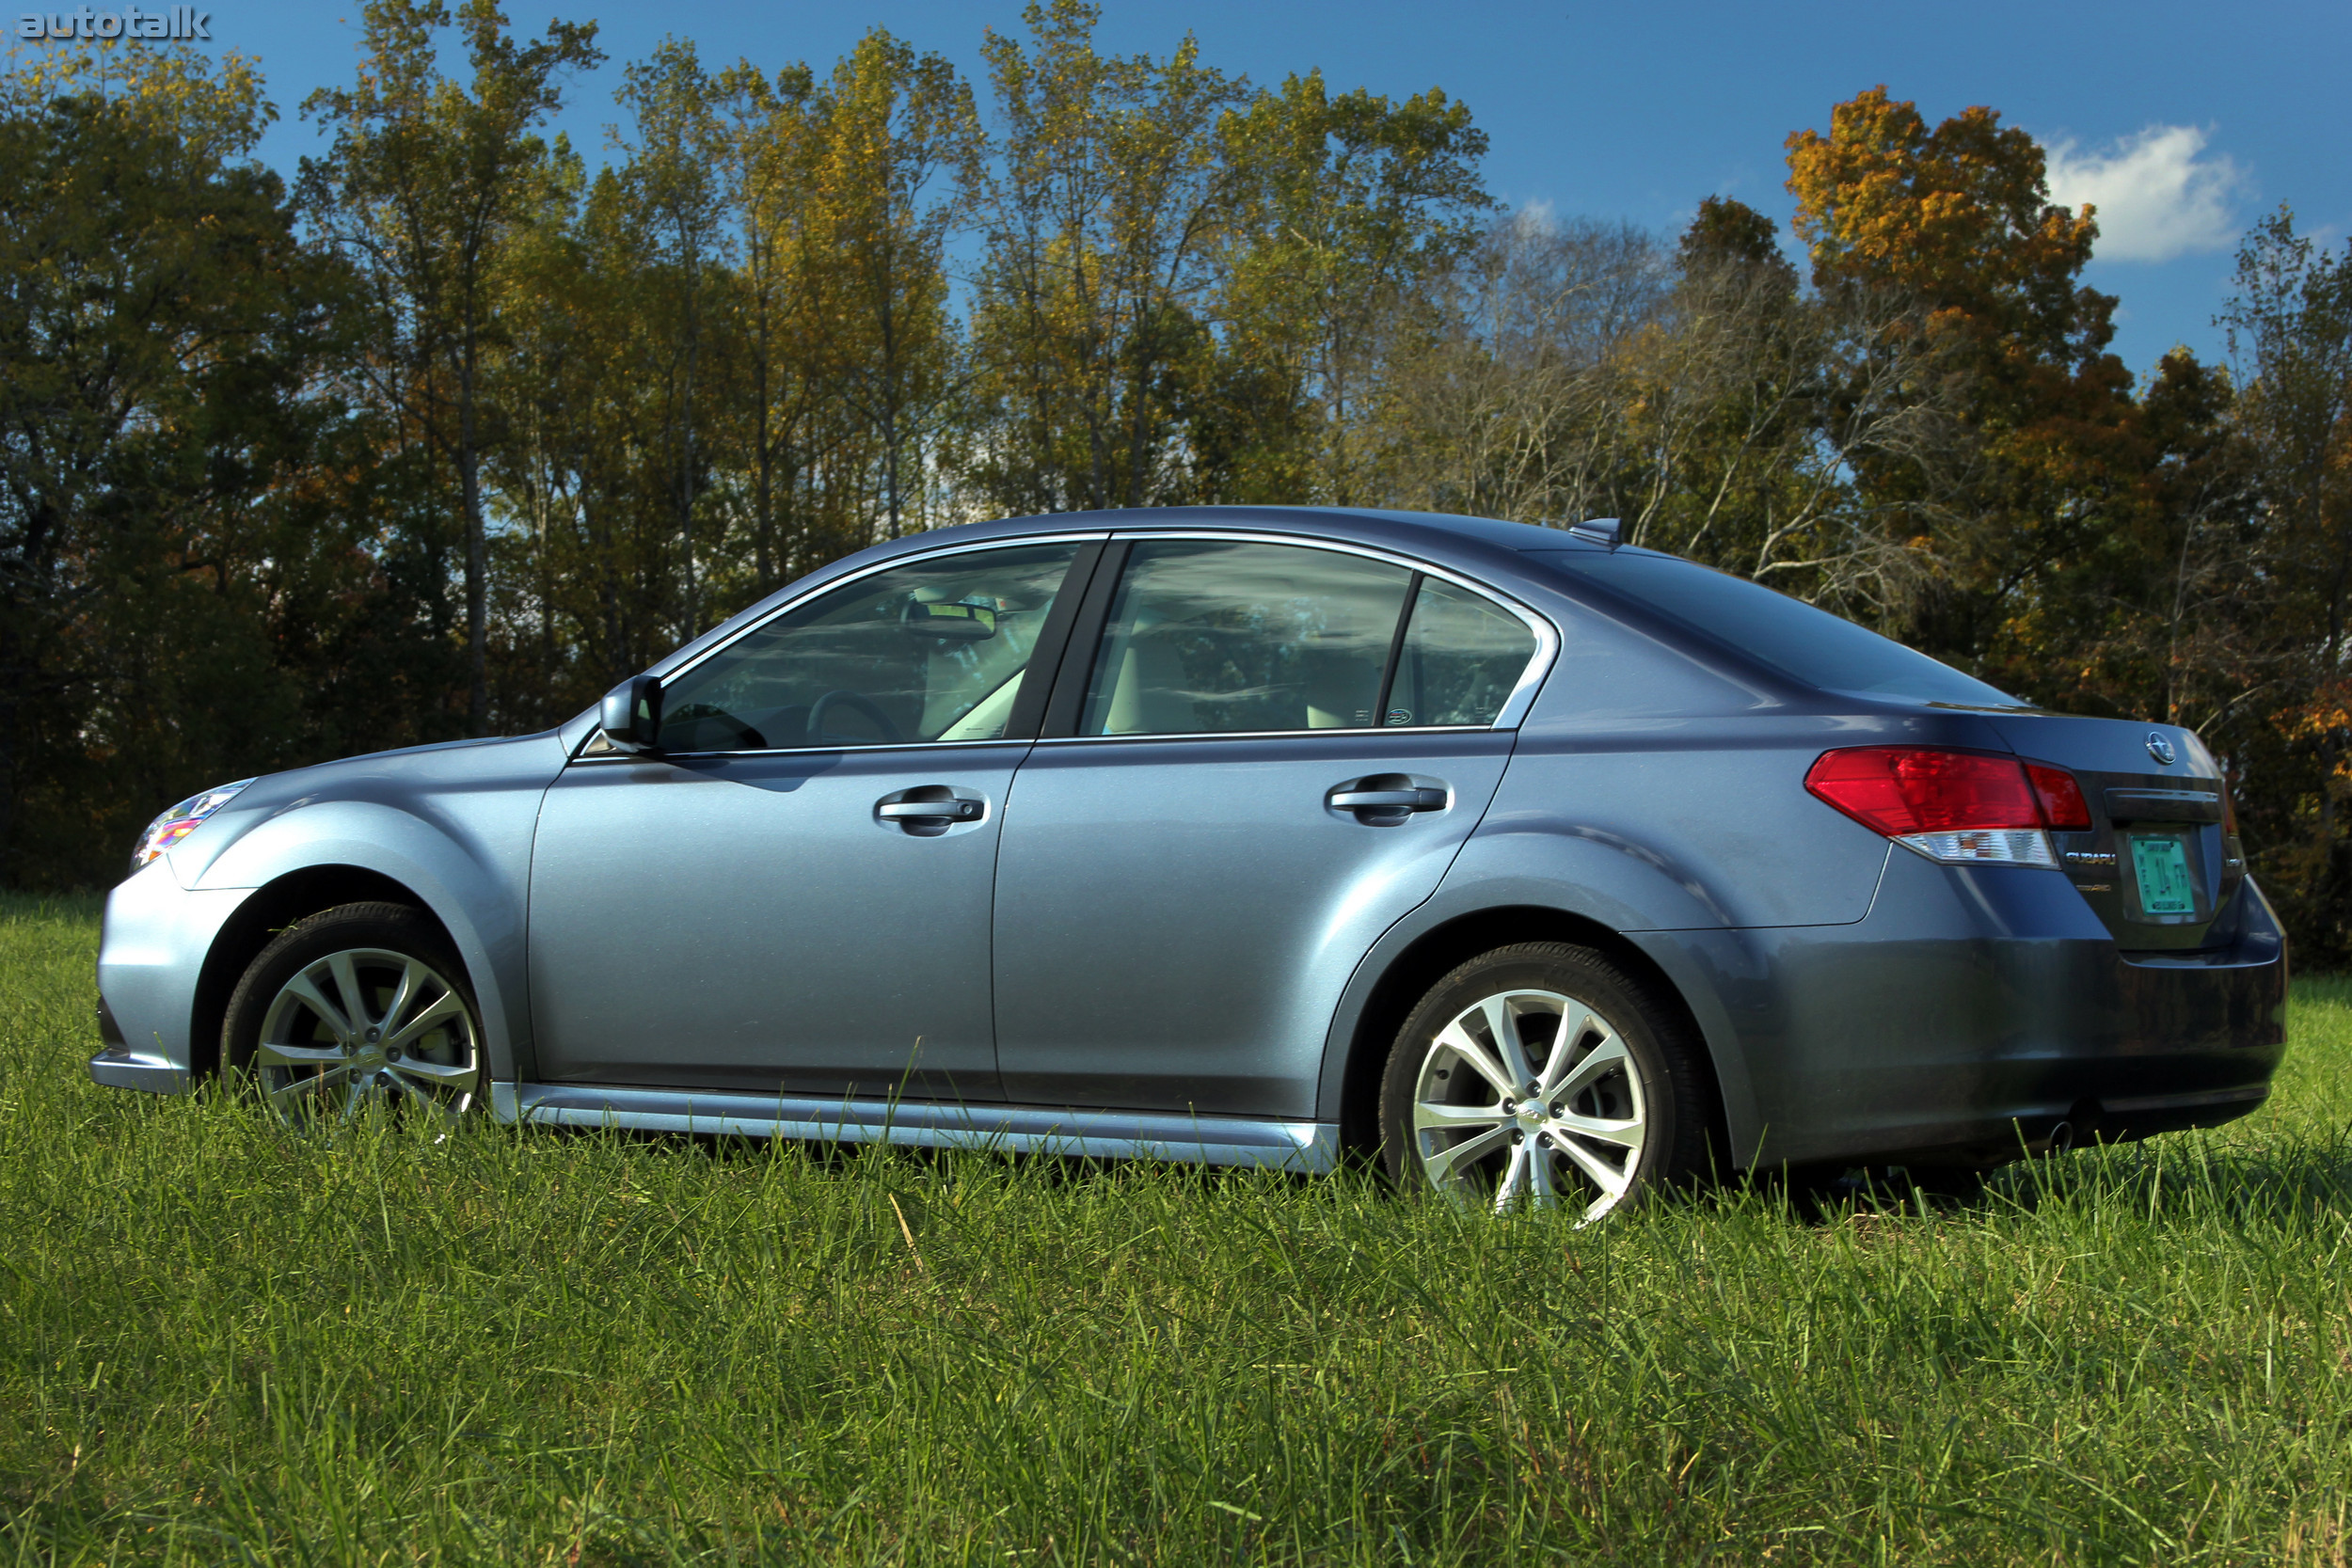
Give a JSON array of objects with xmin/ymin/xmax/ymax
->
[{"xmin": 1528, "ymin": 550, "xmax": 2026, "ymax": 708}]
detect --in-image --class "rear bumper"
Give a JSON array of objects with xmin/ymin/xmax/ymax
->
[{"xmin": 1665, "ymin": 852, "xmax": 2288, "ymax": 1169}]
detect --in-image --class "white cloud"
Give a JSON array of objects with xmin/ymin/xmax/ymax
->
[{"xmin": 2042, "ymin": 125, "xmax": 2246, "ymax": 263}]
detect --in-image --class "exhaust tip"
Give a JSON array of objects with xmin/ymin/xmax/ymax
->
[{"xmin": 2047, "ymin": 1119, "xmax": 2075, "ymax": 1154}]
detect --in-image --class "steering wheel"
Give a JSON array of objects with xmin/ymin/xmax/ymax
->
[{"xmin": 805, "ymin": 689, "xmax": 905, "ymax": 746}]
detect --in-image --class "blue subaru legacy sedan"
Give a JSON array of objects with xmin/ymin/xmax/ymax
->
[{"xmin": 91, "ymin": 508, "xmax": 2286, "ymax": 1221}]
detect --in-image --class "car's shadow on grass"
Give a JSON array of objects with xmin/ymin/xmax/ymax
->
[
  {"xmin": 520, "ymin": 1115, "xmax": 1343, "ymax": 1193},
  {"xmin": 1738, "ymin": 1131, "xmax": 2352, "ymax": 1227},
  {"xmin": 379, "ymin": 1104, "xmax": 2352, "ymax": 1234}
]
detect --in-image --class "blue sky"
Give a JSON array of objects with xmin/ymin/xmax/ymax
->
[{"xmin": 31, "ymin": 0, "xmax": 2350, "ymax": 375}]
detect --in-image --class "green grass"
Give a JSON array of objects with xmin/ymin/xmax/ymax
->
[{"xmin": 5, "ymin": 895, "xmax": 2352, "ymax": 1565}]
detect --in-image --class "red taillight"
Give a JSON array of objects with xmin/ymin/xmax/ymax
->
[
  {"xmin": 1804, "ymin": 748, "xmax": 2040, "ymax": 835},
  {"xmin": 1804, "ymin": 747, "xmax": 2058, "ymax": 867},
  {"xmin": 2025, "ymin": 763, "xmax": 2091, "ymax": 831}
]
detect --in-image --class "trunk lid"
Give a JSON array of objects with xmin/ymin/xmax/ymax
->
[{"xmin": 1986, "ymin": 712, "xmax": 2243, "ymax": 951}]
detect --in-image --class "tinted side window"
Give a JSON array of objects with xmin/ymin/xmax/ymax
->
[
  {"xmin": 1529, "ymin": 550, "xmax": 2023, "ymax": 707},
  {"xmin": 1080, "ymin": 541, "xmax": 1415, "ymax": 736},
  {"xmin": 1383, "ymin": 578, "xmax": 1541, "ymax": 727},
  {"xmin": 657, "ymin": 543, "xmax": 1081, "ymax": 752}
]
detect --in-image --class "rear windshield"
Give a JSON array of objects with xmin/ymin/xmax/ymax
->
[{"xmin": 1527, "ymin": 550, "xmax": 2026, "ymax": 708}]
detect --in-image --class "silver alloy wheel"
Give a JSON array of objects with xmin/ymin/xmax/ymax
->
[
  {"xmin": 251, "ymin": 946, "xmax": 480, "ymax": 1130},
  {"xmin": 1410, "ymin": 987, "xmax": 1648, "ymax": 1223}
]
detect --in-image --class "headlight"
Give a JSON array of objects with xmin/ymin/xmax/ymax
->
[{"xmin": 132, "ymin": 780, "xmax": 254, "ymax": 872}]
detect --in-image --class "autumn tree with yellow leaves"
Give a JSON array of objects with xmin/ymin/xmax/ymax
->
[
  {"xmin": 298, "ymin": 0, "xmax": 603, "ymax": 733},
  {"xmin": 1784, "ymin": 87, "xmax": 2141, "ymax": 661}
]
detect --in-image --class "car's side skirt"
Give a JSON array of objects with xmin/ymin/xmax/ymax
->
[{"xmin": 490, "ymin": 1082, "xmax": 1342, "ymax": 1172}]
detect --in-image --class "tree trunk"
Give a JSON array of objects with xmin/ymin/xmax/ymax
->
[
  {"xmin": 458, "ymin": 332, "xmax": 488, "ymax": 736},
  {"xmin": 677, "ymin": 248, "xmax": 703, "ymax": 638},
  {"xmin": 754, "ymin": 319, "xmax": 775, "ymax": 591},
  {"xmin": 0, "ymin": 650, "xmax": 18, "ymax": 886}
]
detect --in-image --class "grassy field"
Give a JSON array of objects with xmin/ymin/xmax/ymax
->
[{"xmin": 4, "ymin": 895, "xmax": 2351, "ymax": 1565}]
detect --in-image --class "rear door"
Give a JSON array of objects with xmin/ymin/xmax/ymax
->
[
  {"xmin": 991, "ymin": 536, "xmax": 1552, "ymax": 1118},
  {"xmin": 1989, "ymin": 714, "xmax": 2243, "ymax": 950}
]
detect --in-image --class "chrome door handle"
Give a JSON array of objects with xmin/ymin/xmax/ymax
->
[
  {"xmin": 1328, "ymin": 787, "xmax": 1447, "ymax": 811},
  {"xmin": 878, "ymin": 799, "xmax": 982, "ymax": 822}
]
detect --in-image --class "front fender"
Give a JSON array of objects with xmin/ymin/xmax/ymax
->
[{"xmin": 182, "ymin": 733, "xmax": 567, "ymax": 1082}]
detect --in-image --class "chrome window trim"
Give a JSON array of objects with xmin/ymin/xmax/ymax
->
[
  {"xmin": 1088, "ymin": 527, "xmax": 1562, "ymax": 734},
  {"xmin": 587, "ymin": 726, "xmax": 1501, "ymax": 763},
  {"xmin": 594, "ymin": 531, "xmax": 1112, "ymax": 763},
  {"xmin": 655, "ymin": 530, "xmax": 1114, "ymax": 689},
  {"xmin": 1030, "ymin": 725, "xmax": 1493, "ymax": 749},
  {"xmin": 600, "ymin": 524, "xmax": 1559, "ymax": 762},
  {"xmin": 569, "ymin": 736, "xmax": 1037, "ymax": 765}
]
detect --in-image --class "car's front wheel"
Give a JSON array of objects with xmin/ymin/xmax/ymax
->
[
  {"xmin": 221, "ymin": 902, "xmax": 484, "ymax": 1132},
  {"xmin": 1380, "ymin": 942, "xmax": 1712, "ymax": 1223}
]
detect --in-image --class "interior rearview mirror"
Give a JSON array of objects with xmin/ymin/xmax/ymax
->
[
  {"xmin": 902, "ymin": 599, "xmax": 996, "ymax": 641},
  {"xmin": 599, "ymin": 674, "xmax": 663, "ymax": 753}
]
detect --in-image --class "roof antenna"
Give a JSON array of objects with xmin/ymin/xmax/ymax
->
[{"xmin": 1567, "ymin": 516, "xmax": 1622, "ymax": 549}]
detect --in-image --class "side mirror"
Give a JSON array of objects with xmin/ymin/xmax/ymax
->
[
  {"xmin": 902, "ymin": 599, "xmax": 997, "ymax": 641},
  {"xmin": 599, "ymin": 674, "xmax": 663, "ymax": 753}
]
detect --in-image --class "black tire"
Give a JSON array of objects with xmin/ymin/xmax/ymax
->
[
  {"xmin": 221, "ymin": 901, "xmax": 485, "ymax": 1130},
  {"xmin": 1378, "ymin": 942, "xmax": 1714, "ymax": 1220}
]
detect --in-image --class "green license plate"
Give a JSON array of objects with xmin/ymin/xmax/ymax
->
[{"xmin": 2130, "ymin": 834, "xmax": 2198, "ymax": 917}]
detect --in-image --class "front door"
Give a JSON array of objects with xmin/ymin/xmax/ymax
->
[
  {"xmin": 992, "ymin": 537, "xmax": 1547, "ymax": 1118},
  {"xmin": 530, "ymin": 540, "xmax": 1089, "ymax": 1101}
]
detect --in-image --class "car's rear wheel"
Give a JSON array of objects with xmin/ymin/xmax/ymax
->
[
  {"xmin": 1379, "ymin": 942, "xmax": 1712, "ymax": 1223},
  {"xmin": 221, "ymin": 902, "xmax": 484, "ymax": 1132}
]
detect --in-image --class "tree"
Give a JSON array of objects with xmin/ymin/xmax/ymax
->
[
  {"xmin": 1375, "ymin": 202, "xmax": 1958, "ymax": 619},
  {"xmin": 479, "ymin": 140, "xmax": 590, "ymax": 720},
  {"xmin": 1785, "ymin": 86, "xmax": 2143, "ymax": 675},
  {"xmin": 1216, "ymin": 71, "xmax": 1488, "ymax": 504},
  {"xmin": 713, "ymin": 56, "xmax": 821, "ymax": 591},
  {"xmin": 1375, "ymin": 212, "xmax": 1669, "ymax": 524},
  {"xmin": 2224, "ymin": 207, "xmax": 2352, "ymax": 674},
  {"xmin": 1633, "ymin": 198, "xmax": 1979, "ymax": 615},
  {"xmin": 608, "ymin": 37, "xmax": 730, "ymax": 640},
  {"xmin": 2218, "ymin": 207, "xmax": 2352, "ymax": 952},
  {"xmin": 299, "ymin": 0, "xmax": 602, "ymax": 733},
  {"xmin": 964, "ymin": 0, "xmax": 1245, "ymax": 514},
  {"xmin": 0, "ymin": 40, "xmax": 421, "ymax": 883},
  {"xmin": 800, "ymin": 32, "xmax": 977, "ymax": 540}
]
